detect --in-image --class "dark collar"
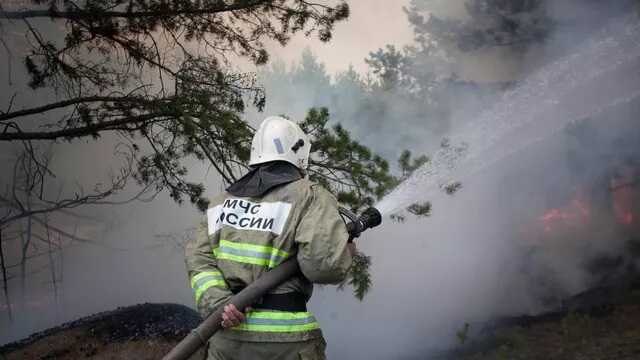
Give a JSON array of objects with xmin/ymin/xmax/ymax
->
[{"xmin": 226, "ymin": 161, "xmax": 303, "ymax": 198}]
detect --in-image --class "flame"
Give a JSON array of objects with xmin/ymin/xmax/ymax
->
[
  {"xmin": 611, "ymin": 168, "xmax": 637, "ymax": 226},
  {"xmin": 612, "ymin": 184, "xmax": 636, "ymax": 225},
  {"xmin": 537, "ymin": 164, "xmax": 638, "ymax": 235},
  {"xmin": 539, "ymin": 188, "xmax": 591, "ymax": 233}
]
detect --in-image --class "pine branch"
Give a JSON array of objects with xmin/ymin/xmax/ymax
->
[
  {"xmin": 0, "ymin": 113, "xmax": 166, "ymax": 141},
  {"xmin": 0, "ymin": 96, "xmax": 155, "ymax": 122},
  {"xmin": 0, "ymin": 1, "xmax": 269, "ymax": 20}
]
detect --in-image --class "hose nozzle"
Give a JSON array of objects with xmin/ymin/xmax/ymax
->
[{"xmin": 340, "ymin": 207, "xmax": 382, "ymax": 240}]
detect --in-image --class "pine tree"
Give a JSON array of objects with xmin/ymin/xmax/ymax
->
[
  {"xmin": 0, "ymin": 0, "xmax": 377, "ymax": 213},
  {"xmin": 0, "ymin": 1, "xmax": 410, "ymax": 301}
]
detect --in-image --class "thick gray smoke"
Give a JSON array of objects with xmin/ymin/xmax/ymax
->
[
  {"xmin": 250, "ymin": 2, "xmax": 640, "ymax": 359},
  {"xmin": 314, "ymin": 4, "xmax": 640, "ymax": 360},
  {"xmin": 0, "ymin": 139, "xmax": 220, "ymax": 343},
  {"xmin": 1, "ymin": 2, "xmax": 639, "ymax": 360}
]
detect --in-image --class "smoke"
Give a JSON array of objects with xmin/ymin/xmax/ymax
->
[
  {"xmin": 0, "ymin": 14, "xmax": 231, "ymax": 344},
  {"xmin": 328, "ymin": 111, "xmax": 639, "ymax": 359},
  {"xmin": 310, "ymin": 3, "xmax": 640, "ymax": 359},
  {"xmin": 0, "ymin": 137, "xmax": 220, "ymax": 343},
  {"xmin": 247, "ymin": 2, "xmax": 640, "ymax": 359},
  {"xmin": 0, "ymin": 28, "xmax": 223, "ymax": 338},
  {"xmin": 1, "ymin": 3, "xmax": 639, "ymax": 360}
]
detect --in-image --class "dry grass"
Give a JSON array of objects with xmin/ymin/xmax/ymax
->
[{"xmin": 460, "ymin": 304, "xmax": 640, "ymax": 360}]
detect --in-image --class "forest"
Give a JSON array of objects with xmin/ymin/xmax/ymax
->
[{"xmin": 1, "ymin": 1, "xmax": 640, "ymax": 359}]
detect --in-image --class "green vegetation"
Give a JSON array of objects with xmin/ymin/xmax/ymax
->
[
  {"xmin": 0, "ymin": 0, "xmax": 352, "ymax": 212},
  {"xmin": 338, "ymin": 251, "xmax": 372, "ymax": 301}
]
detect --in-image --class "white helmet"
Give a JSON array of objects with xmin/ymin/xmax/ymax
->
[{"xmin": 249, "ymin": 116, "xmax": 311, "ymax": 169}]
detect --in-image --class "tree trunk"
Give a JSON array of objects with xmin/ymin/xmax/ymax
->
[{"xmin": 0, "ymin": 228, "xmax": 13, "ymax": 322}]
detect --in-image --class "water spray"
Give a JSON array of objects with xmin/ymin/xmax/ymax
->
[{"xmin": 376, "ymin": 15, "xmax": 640, "ymax": 216}]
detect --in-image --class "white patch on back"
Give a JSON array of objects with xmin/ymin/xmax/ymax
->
[{"xmin": 207, "ymin": 198, "xmax": 291, "ymax": 235}]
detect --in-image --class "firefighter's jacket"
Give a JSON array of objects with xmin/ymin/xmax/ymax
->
[{"xmin": 185, "ymin": 177, "xmax": 352, "ymax": 342}]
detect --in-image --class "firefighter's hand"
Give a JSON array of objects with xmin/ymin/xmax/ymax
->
[{"xmin": 221, "ymin": 304, "xmax": 250, "ymax": 328}]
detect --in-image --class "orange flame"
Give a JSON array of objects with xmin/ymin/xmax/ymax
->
[
  {"xmin": 612, "ymin": 183, "xmax": 636, "ymax": 225},
  {"xmin": 539, "ymin": 188, "xmax": 591, "ymax": 233}
]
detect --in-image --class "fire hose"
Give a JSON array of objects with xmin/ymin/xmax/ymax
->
[{"xmin": 162, "ymin": 207, "xmax": 382, "ymax": 360}]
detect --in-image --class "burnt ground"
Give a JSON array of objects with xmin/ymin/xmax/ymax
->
[
  {"xmin": 430, "ymin": 280, "xmax": 640, "ymax": 360},
  {"xmin": 4, "ymin": 284, "xmax": 640, "ymax": 359},
  {"xmin": 0, "ymin": 303, "xmax": 206, "ymax": 360}
]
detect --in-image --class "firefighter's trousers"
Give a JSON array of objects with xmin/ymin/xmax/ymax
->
[{"xmin": 208, "ymin": 334, "xmax": 326, "ymax": 360}]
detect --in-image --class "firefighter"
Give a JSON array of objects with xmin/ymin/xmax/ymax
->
[{"xmin": 185, "ymin": 116, "xmax": 355, "ymax": 360}]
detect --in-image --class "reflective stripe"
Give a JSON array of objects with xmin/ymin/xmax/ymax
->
[
  {"xmin": 231, "ymin": 310, "xmax": 320, "ymax": 333},
  {"xmin": 190, "ymin": 271, "xmax": 227, "ymax": 304},
  {"xmin": 213, "ymin": 240, "xmax": 289, "ymax": 268},
  {"xmin": 273, "ymin": 138, "xmax": 285, "ymax": 154},
  {"xmin": 190, "ymin": 271, "xmax": 224, "ymax": 288}
]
